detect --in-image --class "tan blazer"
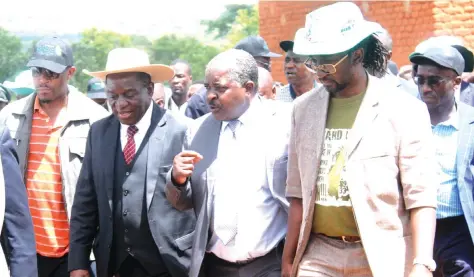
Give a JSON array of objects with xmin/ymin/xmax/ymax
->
[{"xmin": 286, "ymin": 74, "xmax": 437, "ymax": 277}]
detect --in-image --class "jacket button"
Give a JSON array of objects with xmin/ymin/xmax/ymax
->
[
  {"xmin": 125, "ymin": 172, "xmax": 130, "ymax": 176},
  {"xmin": 123, "ymin": 190, "xmax": 129, "ymax": 196},
  {"xmin": 123, "ymin": 210, "xmax": 128, "ymax": 216}
]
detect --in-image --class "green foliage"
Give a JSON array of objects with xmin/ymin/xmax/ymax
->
[
  {"xmin": 0, "ymin": 28, "xmax": 28, "ymax": 82},
  {"xmin": 201, "ymin": 4, "xmax": 253, "ymax": 39},
  {"xmin": 148, "ymin": 35, "xmax": 220, "ymax": 81},
  {"xmin": 71, "ymin": 28, "xmax": 133, "ymax": 91},
  {"xmin": 227, "ymin": 5, "xmax": 260, "ymax": 48}
]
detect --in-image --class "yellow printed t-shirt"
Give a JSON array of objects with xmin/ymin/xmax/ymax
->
[{"xmin": 312, "ymin": 91, "xmax": 365, "ymax": 236}]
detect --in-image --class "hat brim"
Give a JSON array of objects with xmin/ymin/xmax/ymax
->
[
  {"xmin": 279, "ymin": 41, "xmax": 294, "ymax": 52},
  {"xmin": 87, "ymin": 92, "xmax": 107, "ymax": 99},
  {"xmin": 85, "ymin": 64, "xmax": 175, "ymax": 83},
  {"xmin": 452, "ymin": 45, "xmax": 474, "ymax": 72},
  {"xmin": 409, "ymin": 52, "xmax": 462, "ymax": 76},
  {"xmin": 27, "ymin": 59, "xmax": 67, "ymax": 73},
  {"xmin": 294, "ymin": 21, "xmax": 377, "ymax": 56}
]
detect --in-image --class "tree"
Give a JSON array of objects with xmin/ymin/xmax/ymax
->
[
  {"xmin": 0, "ymin": 28, "xmax": 28, "ymax": 82},
  {"xmin": 148, "ymin": 35, "xmax": 220, "ymax": 81},
  {"xmin": 201, "ymin": 4, "xmax": 253, "ymax": 39},
  {"xmin": 71, "ymin": 28, "xmax": 133, "ymax": 92},
  {"xmin": 227, "ymin": 5, "xmax": 259, "ymax": 47}
]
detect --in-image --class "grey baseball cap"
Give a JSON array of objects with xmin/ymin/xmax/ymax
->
[
  {"xmin": 234, "ymin": 36, "xmax": 281, "ymax": 58},
  {"xmin": 87, "ymin": 78, "xmax": 106, "ymax": 99},
  {"xmin": 409, "ymin": 46, "xmax": 465, "ymax": 76},
  {"xmin": 27, "ymin": 37, "xmax": 74, "ymax": 73}
]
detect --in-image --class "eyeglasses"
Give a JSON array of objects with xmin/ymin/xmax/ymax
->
[
  {"xmin": 31, "ymin": 67, "xmax": 67, "ymax": 80},
  {"xmin": 304, "ymin": 55, "xmax": 348, "ymax": 74},
  {"xmin": 413, "ymin": 76, "xmax": 449, "ymax": 88}
]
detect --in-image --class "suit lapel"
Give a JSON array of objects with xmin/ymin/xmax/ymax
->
[
  {"xmin": 103, "ymin": 117, "xmax": 119, "ymax": 212},
  {"xmin": 456, "ymin": 103, "xmax": 474, "ymax": 186},
  {"xmin": 189, "ymin": 115, "xmax": 221, "ymax": 218},
  {"xmin": 344, "ymin": 76, "xmax": 382, "ymax": 159},
  {"xmin": 145, "ymin": 105, "xmax": 166, "ymax": 211}
]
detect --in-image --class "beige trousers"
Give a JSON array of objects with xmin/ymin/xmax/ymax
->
[{"xmin": 297, "ymin": 234, "xmax": 373, "ymax": 277}]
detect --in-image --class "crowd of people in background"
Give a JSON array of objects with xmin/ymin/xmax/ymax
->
[{"xmin": 1, "ymin": 2, "xmax": 474, "ymax": 277}]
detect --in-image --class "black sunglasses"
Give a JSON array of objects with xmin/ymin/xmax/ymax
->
[
  {"xmin": 413, "ymin": 76, "xmax": 449, "ymax": 88},
  {"xmin": 31, "ymin": 67, "xmax": 68, "ymax": 80}
]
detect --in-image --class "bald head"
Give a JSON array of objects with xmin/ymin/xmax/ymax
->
[
  {"xmin": 152, "ymin": 83, "xmax": 165, "ymax": 108},
  {"xmin": 258, "ymin": 67, "xmax": 275, "ymax": 100}
]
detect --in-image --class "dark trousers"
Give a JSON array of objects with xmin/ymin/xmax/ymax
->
[
  {"xmin": 434, "ymin": 216, "xmax": 474, "ymax": 277},
  {"xmin": 37, "ymin": 253, "xmax": 96, "ymax": 277},
  {"xmin": 202, "ymin": 240, "xmax": 283, "ymax": 277},
  {"xmin": 116, "ymin": 256, "xmax": 171, "ymax": 277}
]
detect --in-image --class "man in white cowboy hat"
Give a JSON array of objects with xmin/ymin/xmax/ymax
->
[
  {"xmin": 68, "ymin": 48, "xmax": 195, "ymax": 277},
  {"xmin": 282, "ymin": 2, "xmax": 437, "ymax": 277}
]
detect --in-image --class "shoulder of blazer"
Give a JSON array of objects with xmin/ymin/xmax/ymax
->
[{"xmin": 458, "ymin": 102, "xmax": 474, "ymax": 125}]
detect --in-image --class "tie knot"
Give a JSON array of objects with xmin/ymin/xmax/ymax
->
[
  {"xmin": 127, "ymin": 125, "xmax": 138, "ymax": 137},
  {"xmin": 227, "ymin": 120, "xmax": 239, "ymax": 133}
]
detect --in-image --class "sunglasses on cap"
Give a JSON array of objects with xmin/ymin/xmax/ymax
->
[
  {"xmin": 304, "ymin": 55, "xmax": 348, "ymax": 75},
  {"xmin": 31, "ymin": 67, "xmax": 69, "ymax": 80},
  {"xmin": 413, "ymin": 76, "xmax": 450, "ymax": 88}
]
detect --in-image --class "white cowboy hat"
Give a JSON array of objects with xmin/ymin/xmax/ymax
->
[
  {"xmin": 294, "ymin": 2, "xmax": 379, "ymax": 56},
  {"xmin": 85, "ymin": 48, "xmax": 174, "ymax": 83}
]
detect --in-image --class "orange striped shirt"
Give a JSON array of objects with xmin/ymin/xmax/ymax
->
[{"xmin": 26, "ymin": 97, "xmax": 69, "ymax": 257}]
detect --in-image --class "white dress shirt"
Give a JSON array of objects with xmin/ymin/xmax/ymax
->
[
  {"xmin": 167, "ymin": 96, "xmax": 188, "ymax": 115},
  {"xmin": 207, "ymin": 99, "xmax": 288, "ymax": 262},
  {"xmin": 120, "ymin": 101, "xmax": 153, "ymax": 151}
]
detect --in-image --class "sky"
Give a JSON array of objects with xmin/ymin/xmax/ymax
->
[{"xmin": 2, "ymin": 0, "xmax": 257, "ymax": 38}]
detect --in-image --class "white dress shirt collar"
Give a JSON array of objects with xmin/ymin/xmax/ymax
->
[
  {"xmin": 119, "ymin": 101, "xmax": 153, "ymax": 151},
  {"xmin": 221, "ymin": 97, "xmax": 262, "ymax": 133}
]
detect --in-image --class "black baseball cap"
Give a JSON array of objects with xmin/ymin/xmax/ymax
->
[
  {"xmin": 27, "ymin": 37, "xmax": 74, "ymax": 73},
  {"xmin": 279, "ymin": 40, "xmax": 294, "ymax": 52},
  {"xmin": 87, "ymin": 78, "xmax": 106, "ymax": 99},
  {"xmin": 409, "ymin": 46, "xmax": 465, "ymax": 76},
  {"xmin": 234, "ymin": 36, "xmax": 281, "ymax": 58},
  {"xmin": 451, "ymin": 45, "xmax": 474, "ymax": 72}
]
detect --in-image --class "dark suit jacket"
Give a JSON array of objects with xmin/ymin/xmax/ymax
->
[
  {"xmin": 185, "ymin": 87, "xmax": 210, "ymax": 119},
  {"xmin": 68, "ymin": 104, "xmax": 195, "ymax": 277},
  {"xmin": 0, "ymin": 126, "xmax": 37, "ymax": 277}
]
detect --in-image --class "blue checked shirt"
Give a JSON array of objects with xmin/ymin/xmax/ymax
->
[{"xmin": 432, "ymin": 110, "xmax": 463, "ymax": 219}]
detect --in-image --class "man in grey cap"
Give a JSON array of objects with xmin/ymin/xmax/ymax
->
[
  {"xmin": 86, "ymin": 77, "xmax": 108, "ymax": 111},
  {"xmin": 234, "ymin": 35, "xmax": 281, "ymax": 72},
  {"xmin": 0, "ymin": 36, "xmax": 107, "ymax": 277},
  {"xmin": 410, "ymin": 45, "xmax": 474, "ymax": 277}
]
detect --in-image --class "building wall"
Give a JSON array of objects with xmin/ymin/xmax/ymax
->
[{"xmin": 260, "ymin": 0, "xmax": 474, "ymax": 83}]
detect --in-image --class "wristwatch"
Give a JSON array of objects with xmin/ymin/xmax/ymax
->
[{"xmin": 413, "ymin": 258, "xmax": 436, "ymax": 272}]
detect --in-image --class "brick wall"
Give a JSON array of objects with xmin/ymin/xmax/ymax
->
[{"xmin": 260, "ymin": 0, "xmax": 474, "ymax": 83}]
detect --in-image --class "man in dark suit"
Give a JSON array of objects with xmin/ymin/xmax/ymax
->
[
  {"xmin": 185, "ymin": 86, "xmax": 210, "ymax": 119},
  {"xmin": 68, "ymin": 48, "xmax": 195, "ymax": 277},
  {"xmin": 410, "ymin": 46, "xmax": 474, "ymax": 276},
  {"xmin": 166, "ymin": 49, "xmax": 289, "ymax": 277},
  {"xmin": 0, "ymin": 126, "xmax": 38, "ymax": 277}
]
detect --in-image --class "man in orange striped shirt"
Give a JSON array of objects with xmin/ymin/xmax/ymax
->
[{"xmin": 0, "ymin": 37, "xmax": 108, "ymax": 277}]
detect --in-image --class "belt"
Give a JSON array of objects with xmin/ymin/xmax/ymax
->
[
  {"xmin": 326, "ymin": 235, "xmax": 361, "ymax": 243},
  {"xmin": 207, "ymin": 239, "xmax": 284, "ymax": 266}
]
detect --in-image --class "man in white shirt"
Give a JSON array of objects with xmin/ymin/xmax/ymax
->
[
  {"xmin": 166, "ymin": 49, "xmax": 289, "ymax": 277},
  {"xmin": 168, "ymin": 59, "xmax": 192, "ymax": 114}
]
